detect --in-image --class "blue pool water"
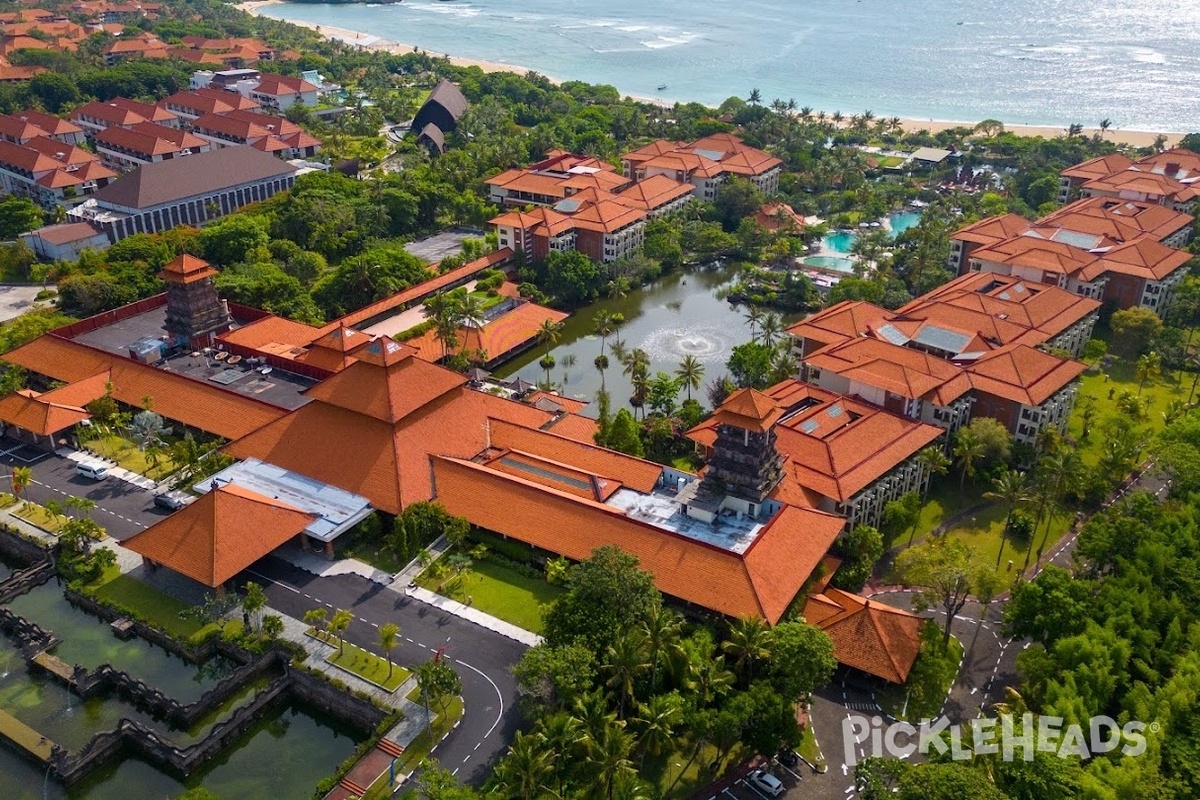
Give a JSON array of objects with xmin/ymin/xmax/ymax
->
[
  {"xmin": 822, "ymin": 231, "xmax": 857, "ymax": 254},
  {"xmin": 803, "ymin": 256, "xmax": 855, "ymax": 273},
  {"xmin": 889, "ymin": 211, "xmax": 922, "ymax": 235}
]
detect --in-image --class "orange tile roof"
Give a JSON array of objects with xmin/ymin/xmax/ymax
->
[
  {"xmin": 754, "ymin": 202, "xmax": 805, "ymax": 233},
  {"xmin": 294, "ymin": 324, "xmax": 370, "ymax": 371},
  {"xmin": 0, "ymin": 388, "xmax": 90, "ymax": 435},
  {"xmin": 488, "ymin": 417, "xmax": 661, "ymax": 493},
  {"xmin": 1091, "ymin": 237, "xmax": 1192, "ymax": 281},
  {"xmin": 615, "ymin": 173, "xmax": 694, "ymax": 212},
  {"xmin": 253, "ymin": 73, "xmax": 318, "ymax": 96},
  {"xmin": 964, "ymin": 344, "xmax": 1087, "ymax": 406},
  {"xmin": 0, "ymin": 65, "xmax": 43, "ymax": 80},
  {"xmin": 969, "ymin": 234, "xmax": 1098, "ymax": 276},
  {"xmin": 709, "ymin": 388, "xmax": 784, "ymax": 433},
  {"xmin": 786, "ymin": 301, "xmax": 891, "ymax": 350},
  {"xmin": 407, "ymin": 302, "xmax": 569, "ymax": 364},
  {"xmin": 1060, "ymin": 153, "xmax": 1134, "ymax": 183},
  {"xmin": 158, "ymin": 254, "xmax": 217, "ymax": 284},
  {"xmin": 225, "ymin": 359, "xmax": 553, "ymax": 515},
  {"xmin": 949, "ymin": 213, "xmax": 1032, "ymax": 247},
  {"xmin": 71, "ymin": 99, "xmax": 148, "ymax": 128},
  {"xmin": 319, "ymin": 250, "xmax": 512, "ymax": 333},
  {"xmin": 490, "ymin": 206, "xmax": 574, "ymax": 237},
  {"xmin": 123, "ymin": 484, "xmax": 316, "ymax": 587},
  {"xmin": 486, "ymin": 168, "xmax": 573, "ymax": 199},
  {"xmin": 1083, "ymin": 169, "xmax": 1199, "ymax": 203},
  {"xmin": 806, "ymin": 338, "xmax": 972, "ymax": 405},
  {"xmin": 95, "ymin": 121, "xmax": 206, "ymax": 157},
  {"xmin": 542, "ymin": 411, "xmax": 599, "ymax": 443},
  {"xmin": 804, "ymin": 589, "xmax": 923, "ymax": 683},
  {"xmin": 3, "ymin": 334, "xmax": 287, "ymax": 440},
  {"xmin": 218, "ymin": 315, "xmax": 320, "ymax": 353},
  {"xmin": 431, "ymin": 454, "xmax": 843, "ymax": 623},
  {"xmin": 690, "ymin": 380, "xmax": 943, "ymax": 503},
  {"xmin": 568, "ymin": 198, "xmax": 646, "ymax": 234},
  {"xmin": 13, "ymin": 109, "xmax": 81, "ymax": 138}
]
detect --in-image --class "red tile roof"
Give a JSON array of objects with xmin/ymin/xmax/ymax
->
[
  {"xmin": 431, "ymin": 454, "xmax": 843, "ymax": 623},
  {"xmin": 158, "ymin": 254, "xmax": 218, "ymax": 284},
  {"xmin": 964, "ymin": 344, "xmax": 1087, "ymax": 406},
  {"xmin": 405, "ymin": 301, "xmax": 568, "ymax": 364},
  {"xmin": 3, "ymin": 334, "xmax": 287, "ymax": 440},
  {"xmin": 253, "ymin": 73, "xmax": 318, "ymax": 96},
  {"xmin": 786, "ymin": 301, "xmax": 891, "ymax": 350},
  {"xmin": 95, "ymin": 121, "xmax": 206, "ymax": 157},
  {"xmin": 218, "ymin": 315, "xmax": 320, "ymax": 352},
  {"xmin": 949, "ymin": 213, "xmax": 1032, "ymax": 248},
  {"xmin": 0, "ymin": 388, "xmax": 90, "ymax": 435},
  {"xmin": 708, "ymin": 388, "xmax": 784, "ymax": 433},
  {"xmin": 123, "ymin": 484, "xmax": 316, "ymax": 587},
  {"xmin": 804, "ymin": 589, "xmax": 923, "ymax": 683}
]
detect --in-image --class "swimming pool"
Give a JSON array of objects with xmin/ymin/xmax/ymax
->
[
  {"xmin": 803, "ymin": 255, "xmax": 856, "ymax": 272},
  {"xmin": 889, "ymin": 211, "xmax": 922, "ymax": 235},
  {"xmin": 822, "ymin": 231, "xmax": 857, "ymax": 253}
]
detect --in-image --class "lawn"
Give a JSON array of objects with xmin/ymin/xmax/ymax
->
[
  {"xmin": 81, "ymin": 434, "xmax": 178, "ymax": 481},
  {"xmin": 13, "ymin": 501, "xmax": 67, "ymax": 533},
  {"xmin": 91, "ymin": 573, "xmax": 215, "ymax": 642},
  {"xmin": 642, "ymin": 743, "xmax": 752, "ymax": 799},
  {"xmin": 0, "ymin": 492, "xmax": 18, "ymax": 509},
  {"xmin": 361, "ymin": 693, "xmax": 464, "ymax": 795},
  {"xmin": 418, "ymin": 558, "xmax": 563, "ymax": 634},
  {"xmin": 307, "ymin": 629, "xmax": 409, "ymax": 692},
  {"xmin": 340, "ymin": 536, "xmax": 406, "ymax": 575},
  {"xmin": 878, "ymin": 630, "xmax": 964, "ymax": 722},
  {"xmin": 1068, "ymin": 361, "xmax": 1184, "ymax": 467},
  {"xmin": 797, "ymin": 723, "xmax": 825, "ymax": 770}
]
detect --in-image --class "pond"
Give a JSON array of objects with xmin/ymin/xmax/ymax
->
[
  {"xmin": 496, "ymin": 263, "xmax": 796, "ymax": 414},
  {"xmin": 0, "ymin": 699, "xmax": 362, "ymax": 800},
  {"xmin": 6, "ymin": 582, "xmax": 236, "ymax": 702}
]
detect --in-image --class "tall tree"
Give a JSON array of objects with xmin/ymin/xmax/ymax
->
[
  {"xmin": 329, "ymin": 608, "xmax": 353, "ymax": 655},
  {"xmin": 721, "ymin": 617, "xmax": 773, "ymax": 683},
  {"xmin": 379, "ymin": 622, "xmax": 400, "ymax": 680},
  {"xmin": 953, "ymin": 428, "xmax": 985, "ymax": 489},
  {"xmin": 985, "ymin": 469, "xmax": 1031, "ymax": 567},
  {"xmin": 895, "ymin": 537, "xmax": 977, "ymax": 651},
  {"xmin": 674, "ymin": 355, "xmax": 705, "ymax": 402}
]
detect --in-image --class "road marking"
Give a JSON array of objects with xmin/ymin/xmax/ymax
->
[
  {"xmin": 461, "ymin": 754, "xmax": 471, "ymax": 763},
  {"xmin": 454, "ymin": 658, "xmax": 505, "ymax": 739},
  {"xmin": 246, "ymin": 569, "xmax": 300, "ymax": 594}
]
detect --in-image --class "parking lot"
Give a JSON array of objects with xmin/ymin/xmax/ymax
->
[{"xmin": 706, "ymin": 762, "xmax": 803, "ymax": 800}]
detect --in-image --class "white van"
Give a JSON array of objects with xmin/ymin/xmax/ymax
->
[{"xmin": 75, "ymin": 462, "xmax": 109, "ymax": 481}]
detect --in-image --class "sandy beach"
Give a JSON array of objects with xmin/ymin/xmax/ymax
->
[{"xmin": 238, "ymin": 0, "xmax": 1182, "ymax": 149}]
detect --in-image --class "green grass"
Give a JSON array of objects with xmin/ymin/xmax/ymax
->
[
  {"xmin": 390, "ymin": 694, "xmax": 464, "ymax": 774},
  {"xmin": 642, "ymin": 743, "xmax": 752, "ymax": 799},
  {"xmin": 797, "ymin": 723, "xmax": 825, "ymax": 770},
  {"xmin": 340, "ymin": 538, "xmax": 406, "ymax": 575},
  {"xmin": 1068, "ymin": 362, "xmax": 1183, "ymax": 467},
  {"xmin": 0, "ymin": 492, "xmax": 18, "ymax": 509},
  {"xmin": 91, "ymin": 573, "xmax": 214, "ymax": 641},
  {"xmin": 417, "ymin": 558, "xmax": 563, "ymax": 634},
  {"xmin": 13, "ymin": 502, "xmax": 67, "ymax": 533},
  {"xmin": 878, "ymin": 632, "xmax": 964, "ymax": 722},
  {"xmin": 81, "ymin": 434, "xmax": 177, "ymax": 480},
  {"xmin": 307, "ymin": 630, "xmax": 409, "ymax": 692},
  {"xmin": 467, "ymin": 289, "xmax": 504, "ymax": 310}
]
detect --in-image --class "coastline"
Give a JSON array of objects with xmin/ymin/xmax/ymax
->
[{"xmin": 239, "ymin": 0, "xmax": 1183, "ymax": 149}]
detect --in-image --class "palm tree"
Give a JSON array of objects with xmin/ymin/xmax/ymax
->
[
  {"xmin": 916, "ymin": 445, "xmax": 951, "ymax": 501},
  {"xmin": 1136, "ymin": 350, "xmax": 1162, "ymax": 396},
  {"xmin": 759, "ymin": 312, "xmax": 783, "ymax": 348},
  {"xmin": 458, "ymin": 293, "xmax": 486, "ymax": 330},
  {"xmin": 494, "ymin": 730, "xmax": 553, "ymax": 798},
  {"xmin": 953, "ymin": 429, "xmax": 985, "ymax": 489},
  {"xmin": 379, "ymin": 622, "xmax": 399, "ymax": 679},
  {"xmin": 633, "ymin": 693, "xmax": 681, "ymax": 768},
  {"xmin": 593, "ymin": 311, "xmax": 618, "ymax": 357},
  {"xmin": 608, "ymin": 338, "xmax": 628, "ymax": 365},
  {"xmin": 329, "ymin": 608, "xmax": 353, "ymax": 655},
  {"xmin": 10, "ymin": 466, "xmax": 31, "ymax": 499},
  {"xmin": 640, "ymin": 605, "xmax": 684, "ymax": 695},
  {"xmin": 721, "ymin": 616, "xmax": 772, "ymax": 683},
  {"xmin": 985, "ymin": 469, "xmax": 1031, "ymax": 568},
  {"xmin": 537, "ymin": 318, "xmax": 563, "ymax": 358},
  {"xmin": 603, "ymin": 630, "xmax": 650, "ymax": 719},
  {"xmin": 674, "ymin": 355, "xmax": 705, "ymax": 402},
  {"xmin": 831, "ymin": 110, "xmax": 844, "ymax": 127},
  {"xmin": 590, "ymin": 722, "xmax": 636, "ymax": 800},
  {"xmin": 1035, "ymin": 450, "xmax": 1080, "ymax": 563},
  {"xmin": 743, "ymin": 305, "xmax": 764, "ymax": 341},
  {"xmin": 747, "ymin": 88, "xmax": 762, "ymax": 105},
  {"xmin": 303, "ymin": 607, "xmax": 327, "ymax": 636},
  {"xmin": 595, "ymin": 353, "xmax": 610, "ymax": 387}
]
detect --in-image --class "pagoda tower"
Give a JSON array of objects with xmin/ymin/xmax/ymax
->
[
  {"xmin": 158, "ymin": 254, "xmax": 231, "ymax": 345},
  {"xmin": 699, "ymin": 388, "xmax": 785, "ymax": 503}
]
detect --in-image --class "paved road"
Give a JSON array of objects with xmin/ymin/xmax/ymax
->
[
  {"xmin": 247, "ymin": 557, "xmax": 527, "ymax": 786},
  {"xmin": 0, "ymin": 449, "xmax": 161, "ymax": 539}
]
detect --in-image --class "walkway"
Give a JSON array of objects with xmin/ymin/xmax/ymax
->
[
  {"xmin": 404, "ymin": 585, "xmax": 542, "ymax": 647},
  {"xmin": 271, "ymin": 544, "xmax": 394, "ymax": 585},
  {"xmin": 387, "ymin": 535, "xmax": 450, "ymax": 591}
]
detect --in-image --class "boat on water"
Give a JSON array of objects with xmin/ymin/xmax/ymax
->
[{"xmin": 657, "ymin": 84, "xmax": 668, "ymax": 91}]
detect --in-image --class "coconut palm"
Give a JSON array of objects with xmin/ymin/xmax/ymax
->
[
  {"xmin": 633, "ymin": 693, "xmax": 682, "ymax": 767},
  {"xmin": 747, "ymin": 88, "xmax": 762, "ymax": 105},
  {"xmin": 916, "ymin": 445, "xmax": 952, "ymax": 501},
  {"xmin": 379, "ymin": 622, "xmax": 399, "ymax": 679},
  {"xmin": 458, "ymin": 293, "xmax": 486, "ymax": 330},
  {"xmin": 493, "ymin": 730, "xmax": 553, "ymax": 798},
  {"xmin": 721, "ymin": 616, "xmax": 772, "ymax": 683},
  {"xmin": 539, "ymin": 355, "xmax": 556, "ymax": 387},
  {"xmin": 589, "ymin": 722, "xmax": 636, "ymax": 800},
  {"xmin": 608, "ymin": 338, "xmax": 628, "ymax": 365},
  {"xmin": 985, "ymin": 469, "xmax": 1031, "ymax": 568},
  {"xmin": 537, "ymin": 318, "xmax": 563, "ymax": 358},
  {"xmin": 603, "ymin": 629, "xmax": 650, "ymax": 719},
  {"xmin": 593, "ymin": 310, "xmax": 618, "ymax": 357},
  {"xmin": 1136, "ymin": 350, "xmax": 1161, "ymax": 396},
  {"xmin": 595, "ymin": 354, "xmax": 610, "ymax": 387},
  {"xmin": 743, "ymin": 305, "xmax": 764, "ymax": 341},
  {"xmin": 759, "ymin": 312, "xmax": 784, "ymax": 348},
  {"xmin": 953, "ymin": 428, "xmax": 986, "ymax": 489},
  {"xmin": 674, "ymin": 355, "xmax": 705, "ymax": 402},
  {"xmin": 10, "ymin": 466, "xmax": 31, "ymax": 499}
]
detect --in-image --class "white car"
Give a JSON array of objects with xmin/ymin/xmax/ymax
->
[
  {"xmin": 75, "ymin": 462, "xmax": 109, "ymax": 481},
  {"xmin": 748, "ymin": 768, "xmax": 785, "ymax": 797}
]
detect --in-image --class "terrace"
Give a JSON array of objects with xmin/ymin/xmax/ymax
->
[
  {"xmin": 606, "ymin": 481, "xmax": 765, "ymax": 554},
  {"xmin": 68, "ymin": 305, "xmax": 315, "ymax": 410}
]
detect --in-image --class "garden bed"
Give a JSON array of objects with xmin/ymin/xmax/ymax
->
[
  {"xmin": 306, "ymin": 629, "xmax": 409, "ymax": 692},
  {"xmin": 417, "ymin": 557, "xmax": 562, "ymax": 634}
]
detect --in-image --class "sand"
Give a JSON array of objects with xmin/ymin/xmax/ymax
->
[{"xmin": 237, "ymin": 0, "xmax": 1183, "ymax": 149}]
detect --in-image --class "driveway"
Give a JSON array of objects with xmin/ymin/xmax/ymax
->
[
  {"xmin": 0, "ymin": 285, "xmax": 48, "ymax": 322},
  {"xmin": 0, "ymin": 447, "xmax": 158, "ymax": 539},
  {"xmin": 246, "ymin": 557, "xmax": 526, "ymax": 786}
]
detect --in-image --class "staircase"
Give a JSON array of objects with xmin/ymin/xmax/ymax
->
[{"xmin": 377, "ymin": 739, "xmax": 404, "ymax": 758}]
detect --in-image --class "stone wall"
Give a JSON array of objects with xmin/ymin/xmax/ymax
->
[
  {"xmin": 286, "ymin": 665, "xmax": 388, "ymax": 732},
  {"xmin": 0, "ymin": 606, "xmax": 56, "ymax": 656},
  {"xmin": 0, "ymin": 525, "xmax": 52, "ymax": 567}
]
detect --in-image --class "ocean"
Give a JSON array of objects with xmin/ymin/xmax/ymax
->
[{"xmin": 258, "ymin": 0, "xmax": 1200, "ymax": 132}]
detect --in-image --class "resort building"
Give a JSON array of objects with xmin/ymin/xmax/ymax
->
[
  {"xmin": 94, "ymin": 122, "xmax": 213, "ymax": 172},
  {"xmin": 687, "ymin": 382, "xmax": 943, "ymax": 530},
  {"xmin": 621, "ymin": 133, "xmax": 783, "ymax": 198},
  {"xmin": 190, "ymin": 109, "xmax": 321, "ymax": 160},
  {"xmin": 67, "ymin": 145, "xmax": 303, "ymax": 242},
  {"xmin": 249, "ymin": 73, "xmax": 319, "ymax": 112},
  {"xmin": 69, "ymin": 98, "xmax": 179, "ymax": 135},
  {"xmin": 949, "ymin": 193, "xmax": 1195, "ymax": 316},
  {"xmin": 19, "ymin": 221, "xmax": 110, "ymax": 261},
  {"xmin": 486, "ymin": 151, "xmax": 632, "ymax": 207},
  {"xmin": 159, "ymin": 88, "xmax": 261, "ymax": 121},
  {"xmin": 803, "ymin": 588, "xmax": 923, "ymax": 684},
  {"xmin": 1058, "ymin": 148, "xmax": 1200, "ymax": 211},
  {"xmin": 491, "ymin": 191, "xmax": 647, "ymax": 263},
  {"xmin": 0, "ymin": 110, "xmax": 86, "ymax": 146},
  {"xmin": 0, "ymin": 137, "xmax": 116, "ymax": 210},
  {"xmin": 788, "ymin": 274, "xmax": 1094, "ymax": 444},
  {"xmin": 412, "ymin": 80, "xmax": 468, "ymax": 154}
]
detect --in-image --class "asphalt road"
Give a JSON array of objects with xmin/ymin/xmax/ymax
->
[
  {"xmin": 0, "ymin": 448, "xmax": 163, "ymax": 539},
  {"xmin": 247, "ymin": 557, "xmax": 527, "ymax": 786}
]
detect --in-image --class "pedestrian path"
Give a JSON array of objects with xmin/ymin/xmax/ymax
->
[
  {"xmin": 405, "ymin": 584, "xmax": 542, "ymax": 647},
  {"xmin": 386, "ymin": 535, "xmax": 450, "ymax": 592}
]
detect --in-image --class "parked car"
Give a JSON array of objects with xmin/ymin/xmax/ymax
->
[
  {"xmin": 748, "ymin": 768, "xmax": 786, "ymax": 797},
  {"xmin": 153, "ymin": 493, "xmax": 184, "ymax": 512},
  {"xmin": 75, "ymin": 462, "xmax": 109, "ymax": 481},
  {"xmin": 777, "ymin": 749, "xmax": 799, "ymax": 768}
]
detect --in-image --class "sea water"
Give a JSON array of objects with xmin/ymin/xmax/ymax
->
[{"xmin": 260, "ymin": 0, "xmax": 1200, "ymax": 131}]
